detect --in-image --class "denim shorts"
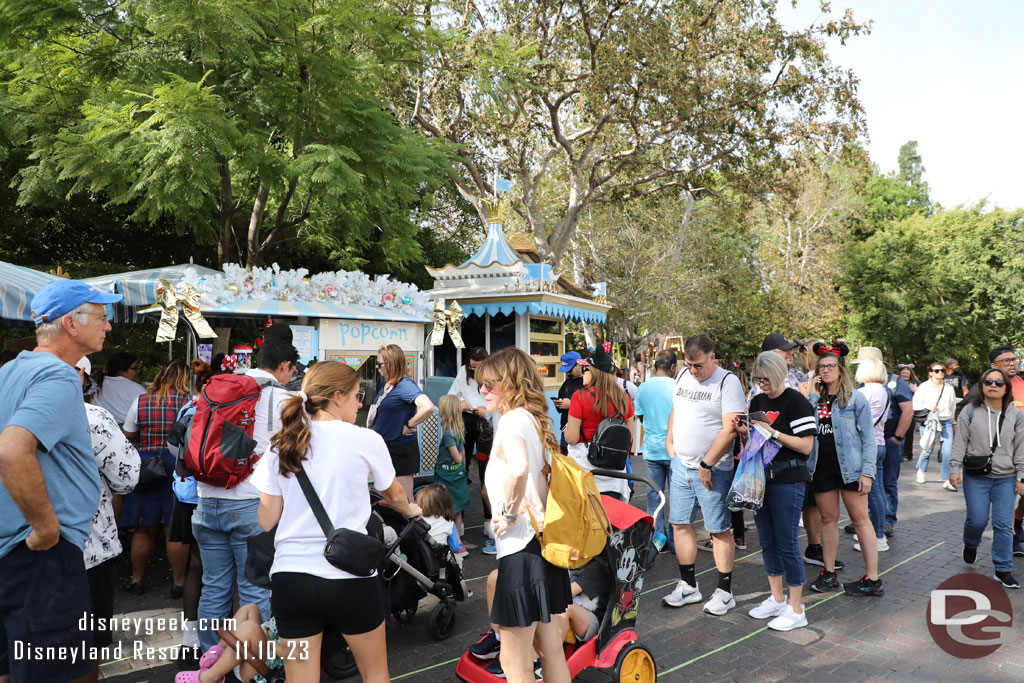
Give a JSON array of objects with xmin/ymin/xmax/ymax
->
[{"xmin": 668, "ymin": 458, "xmax": 733, "ymax": 533}]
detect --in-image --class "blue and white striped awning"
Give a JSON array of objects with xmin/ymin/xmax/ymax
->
[
  {"xmin": 83, "ymin": 264, "xmax": 222, "ymax": 307},
  {"xmin": 461, "ymin": 221, "xmax": 520, "ymax": 267},
  {"xmin": 459, "ymin": 300, "xmax": 606, "ymax": 323},
  {"xmin": 0, "ymin": 261, "xmax": 60, "ymax": 321},
  {"xmin": 200, "ymin": 299, "xmax": 430, "ymax": 323}
]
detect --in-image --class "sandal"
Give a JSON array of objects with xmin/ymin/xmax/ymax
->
[
  {"xmin": 175, "ymin": 671, "xmax": 224, "ymax": 683},
  {"xmin": 198, "ymin": 645, "xmax": 224, "ymax": 670}
]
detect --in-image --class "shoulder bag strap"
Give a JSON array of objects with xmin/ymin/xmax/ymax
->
[
  {"xmin": 874, "ymin": 391, "xmax": 890, "ymax": 426},
  {"xmin": 993, "ymin": 410, "xmax": 1007, "ymax": 455},
  {"xmin": 296, "ymin": 467, "xmax": 335, "ymax": 538}
]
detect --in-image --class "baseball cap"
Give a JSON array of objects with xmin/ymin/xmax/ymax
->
[
  {"xmin": 761, "ymin": 333, "xmax": 796, "ymax": 352},
  {"xmin": 559, "ymin": 351, "xmax": 582, "ymax": 373},
  {"xmin": 31, "ymin": 280, "xmax": 121, "ymax": 325}
]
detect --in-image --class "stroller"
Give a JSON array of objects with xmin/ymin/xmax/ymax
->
[
  {"xmin": 372, "ymin": 494, "xmax": 469, "ymax": 641},
  {"xmin": 456, "ymin": 470, "xmax": 664, "ymax": 682}
]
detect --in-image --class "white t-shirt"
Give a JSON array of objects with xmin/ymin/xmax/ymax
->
[
  {"xmin": 198, "ymin": 369, "xmax": 293, "ymax": 500},
  {"xmin": 483, "ymin": 408, "xmax": 551, "ymax": 558},
  {"xmin": 251, "ymin": 420, "xmax": 396, "ymax": 580},
  {"xmin": 670, "ymin": 367, "xmax": 746, "ymax": 471},
  {"xmin": 447, "ymin": 366, "xmax": 486, "ymax": 412},
  {"xmin": 858, "ymin": 383, "xmax": 889, "ymax": 446},
  {"xmin": 94, "ymin": 375, "xmax": 146, "ymax": 424}
]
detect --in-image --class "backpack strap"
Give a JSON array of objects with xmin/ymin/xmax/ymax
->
[{"xmin": 296, "ymin": 467, "xmax": 335, "ymax": 539}]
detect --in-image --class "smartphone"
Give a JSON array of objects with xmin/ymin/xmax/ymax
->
[{"xmin": 747, "ymin": 411, "xmax": 769, "ymax": 424}]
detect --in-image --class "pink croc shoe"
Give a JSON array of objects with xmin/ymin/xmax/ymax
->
[
  {"xmin": 174, "ymin": 670, "xmax": 224, "ymax": 683},
  {"xmin": 198, "ymin": 644, "xmax": 224, "ymax": 670}
]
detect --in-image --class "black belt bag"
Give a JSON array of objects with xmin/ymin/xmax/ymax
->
[
  {"xmin": 766, "ymin": 458, "xmax": 805, "ymax": 480},
  {"xmin": 963, "ymin": 409, "xmax": 1006, "ymax": 477},
  {"xmin": 296, "ymin": 467, "xmax": 387, "ymax": 577}
]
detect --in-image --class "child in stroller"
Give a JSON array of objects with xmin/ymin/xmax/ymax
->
[{"xmin": 373, "ymin": 489, "xmax": 469, "ymax": 641}]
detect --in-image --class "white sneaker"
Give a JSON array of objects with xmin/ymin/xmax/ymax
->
[
  {"xmin": 662, "ymin": 580, "xmax": 702, "ymax": 607},
  {"xmin": 748, "ymin": 596, "xmax": 787, "ymax": 619},
  {"xmin": 703, "ymin": 588, "xmax": 736, "ymax": 615},
  {"xmin": 767, "ymin": 604, "xmax": 808, "ymax": 631},
  {"xmin": 484, "ymin": 521, "xmax": 496, "ymax": 540},
  {"xmin": 854, "ymin": 536, "xmax": 889, "ymax": 552},
  {"xmin": 916, "ymin": 469, "xmax": 926, "ymax": 484},
  {"xmin": 943, "ymin": 480, "xmax": 957, "ymax": 491},
  {"xmin": 697, "ymin": 538, "xmax": 714, "ymax": 552}
]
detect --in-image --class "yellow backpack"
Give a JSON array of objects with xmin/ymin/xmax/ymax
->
[{"xmin": 527, "ymin": 445, "xmax": 612, "ymax": 569}]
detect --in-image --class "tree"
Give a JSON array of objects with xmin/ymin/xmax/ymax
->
[
  {"xmin": 851, "ymin": 140, "xmax": 932, "ymax": 239},
  {"xmin": 402, "ymin": 0, "xmax": 869, "ymax": 266},
  {"xmin": 0, "ymin": 0, "xmax": 451, "ymax": 269}
]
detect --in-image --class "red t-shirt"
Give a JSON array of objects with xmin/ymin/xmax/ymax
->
[
  {"xmin": 569, "ymin": 388, "xmax": 634, "ymax": 442},
  {"xmin": 1012, "ymin": 375, "xmax": 1024, "ymax": 409}
]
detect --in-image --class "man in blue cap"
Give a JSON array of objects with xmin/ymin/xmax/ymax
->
[
  {"xmin": 554, "ymin": 351, "xmax": 584, "ymax": 454},
  {"xmin": 0, "ymin": 278, "xmax": 121, "ymax": 682}
]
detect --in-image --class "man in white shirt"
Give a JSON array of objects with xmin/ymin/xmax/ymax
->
[
  {"xmin": 662, "ymin": 334, "xmax": 746, "ymax": 616},
  {"xmin": 193, "ymin": 338, "xmax": 297, "ymax": 651}
]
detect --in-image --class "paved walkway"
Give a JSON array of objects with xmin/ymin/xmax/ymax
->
[{"xmin": 104, "ymin": 452, "xmax": 1024, "ymax": 681}]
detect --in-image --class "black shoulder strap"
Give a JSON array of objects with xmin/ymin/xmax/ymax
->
[
  {"xmin": 992, "ymin": 409, "xmax": 1007, "ymax": 455},
  {"xmin": 296, "ymin": 467, "xmax": 335, "ymax": 539}
]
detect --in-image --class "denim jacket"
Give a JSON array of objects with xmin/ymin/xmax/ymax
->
[{"xmin": 806, "ymin": 390, "xmax": 877, "ymax": 483}]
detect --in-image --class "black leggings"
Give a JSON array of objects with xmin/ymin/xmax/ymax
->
[{"xmin": 476, "ymin": 457, "xmax": 491, "ymax": 520}]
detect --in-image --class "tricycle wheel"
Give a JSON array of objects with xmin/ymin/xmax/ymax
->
[
  {"xmin": 614, "ymin": 643, "xmax": 656, "ymax": 683},
  {"xmin": 429, "ymin": 602, "xmax": 456, "ymax": 641}
]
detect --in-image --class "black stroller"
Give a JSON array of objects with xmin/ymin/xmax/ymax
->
[{"xmin": 371, "ymin": 495, "xmax": 469, "ymax": 641}]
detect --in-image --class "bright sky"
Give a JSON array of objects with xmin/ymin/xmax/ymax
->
[{"xmin": 780, "ymin": 0, "xmax": 1024, "ymax": 210}]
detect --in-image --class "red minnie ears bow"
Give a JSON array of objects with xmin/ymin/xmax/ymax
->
[
  {"xmin": 813, "ymin": 342, "xmax": 849, "ymax": 358},
  {"xmin": 602, "ymin": 341, "xmax": 612, "ymax": 354},
  {"xmin": 221, "ymin": 354, "xmax": 238, "ymax": 372}
]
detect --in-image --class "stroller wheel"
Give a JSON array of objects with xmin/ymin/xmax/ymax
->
[
  {"xmin": 428, "ymin": 602, "xmax": 456, "ymax": 641},
  {"xmin": 614, "ymin": 643, "xmax": 657, "ymax": 682},
  {"xmin": 393, "ymin": 605, "xmax": 417, "ymax": 625},
  {"xmin": 320, "ymin": 631, "xmax": 359, "ymax": 680}
]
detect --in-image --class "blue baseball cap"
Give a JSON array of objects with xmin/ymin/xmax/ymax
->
[
  {"xmin": 559, "ymin": 351, "xmax": 582, "ymax": 372},
  {"xmin": 31, "ymin": 279, "xmax": 122, "ymax": 325}
]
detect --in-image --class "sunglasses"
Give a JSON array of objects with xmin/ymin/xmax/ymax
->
[
  {"xmin": 375, "ymin": 361, "xmax": 385, "ymax": 368},
  {"xmin": 930, "ymin": 368, "xmax": 945, "ymax": 374},
  {"xmin": 983, "ymin": 379, "xmax": 1006, "ymax": 388},
  {"xmin": 479, "ymin": 379, "xmax": 497, "ymax": 391},
  {"xmin": 581, "ymin": 366, "xmax": 592, "ymax": 373}
]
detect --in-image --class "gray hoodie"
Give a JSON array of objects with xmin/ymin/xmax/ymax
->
[{"xmin": 950, "ymin": 402, "xmax": 1024, "ymax": 479}]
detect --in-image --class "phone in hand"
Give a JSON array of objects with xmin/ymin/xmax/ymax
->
[{"xmin": 747, "ymin": 410, "xmax": 769, "ymax": 424}]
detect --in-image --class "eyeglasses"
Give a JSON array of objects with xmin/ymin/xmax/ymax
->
[
  {"xmin": 752, "ymin": 376, "xmax": 772, "ymax": 386},
  {"xmin": 994, "ymin": 356, "xmax": 1019, "ymax": 366},
  {"xmin": 983, "ymin": 379, "xmax": 1006, "ymax": 387},
  {"xmin": 75, "ymin": 311, "xmax": 109, "ymax": 324},
  {"xmin": 817, "ymin": 363, "xmax": 838, "ymax": 371}
]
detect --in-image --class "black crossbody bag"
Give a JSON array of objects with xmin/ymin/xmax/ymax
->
[
  {"xmin": 295, "ymin": 467, "xmax": 388, "ymax": 577},
  {"xmin": 963, "ymin": 408, "xmax": 1005, "ymax": 476}
]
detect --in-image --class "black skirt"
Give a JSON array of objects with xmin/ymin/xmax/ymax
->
[
  {"xmin": 490, "ymin": 537, "xmax": 572, "ymax": 628},
  {"xmin": 168, "ymin": 499, "xmax": 197, "ymax": 545},
  {"xmin": 387, "ymin": 441, "xmax": 421, "ymax": 476}
]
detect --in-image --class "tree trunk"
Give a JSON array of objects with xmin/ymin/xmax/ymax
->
[
  {"xmin": 245, "ymin": 183, "xmax": 271, "ymax": 269},
  {"xmin": 217, "ymin": 164, "xmax": 235, "ymax": 268}
]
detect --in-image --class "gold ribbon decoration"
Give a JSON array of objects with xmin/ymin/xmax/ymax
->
[
  {"xmin": 431, "ymin": 299, "xmax": 465, "ymax": 348},
  {"xmin": 155, "ymin": 279, "xmax": 218, "ymax": 343}
]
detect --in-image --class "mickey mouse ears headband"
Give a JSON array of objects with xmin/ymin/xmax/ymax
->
[
  {"xmin": 897, "ymin": 363, "xmax": 915, "ymax": 370},
  {"xmin": 812, "ymin": 342, "xmax": 849, "ymax": 358}
]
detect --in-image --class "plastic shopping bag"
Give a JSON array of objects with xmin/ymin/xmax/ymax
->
[{"xmin": 727, "ymin": 449, "xmax": 766, "ymax": 511}]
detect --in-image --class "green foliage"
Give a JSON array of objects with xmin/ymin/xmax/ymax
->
[{"xmin": 0, "ymin": 0, "xmax": 453, "ymax": 270}]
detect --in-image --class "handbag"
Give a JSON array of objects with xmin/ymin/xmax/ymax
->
[
  {"xmin": 244, "ymin": 526, "xmax": 277, "ymax": 590},
  {"xmin": 136, "ymin": 453, "xmax": 170, "ymax": 489},
  {"xmin": 963, "ymin": 407, "xmax": 1006, "ymax": 476},
  {"xmin": 295, "ymin": 467, "xmax": 387, "ymax": 577}
]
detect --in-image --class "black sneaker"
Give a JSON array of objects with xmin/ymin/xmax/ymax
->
[
  {"xmin": 884, "ymin": 524, "xmax": 894, "ymax": 538},
  {"xmin": 843, "ymin": 576, "xmax": 884, "ymax": 597},
  {"xmin": 810, "ymin": 569, "xmax": 839, "ymax": 593},
  {"xmin": 963, "ymin": 545, "xmax": 977, "ymax": 565},
  {"xmin": 834, "ymin": 557, "xmax": 845, "ymax": 571},
  {"xmin": 469, "ymin": 628, "xmax": 500, "ymax": 660},
  {"xmin": 995, "ymin": 571, "xmax": 1020, "ymax": 589},
  {"xmin": 804, "ymin": 545, "xmax": 824, "ymax": 567},
  {"xmin": 485, "ymin": 658, "xmax": 506, "ymax": 678},
  {"xmin": 1014, "ymin": 541, "xmax": 1024, "ymax": 558},
  {"xmin": 734, "ymin": 535, "xmax": 747, "ymax": 550},
  {"xmin": 844, "ymin": 524, "xmax": 856, "ymax": 534}
]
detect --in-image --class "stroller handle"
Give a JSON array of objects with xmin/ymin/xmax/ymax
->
[
  {"xmin": 383, "ymin": 517, "xmax": 432, "ymax": 559},
  {"xmin": 589, "ymin": 469, "xmax": 666, "ymax": 523}
]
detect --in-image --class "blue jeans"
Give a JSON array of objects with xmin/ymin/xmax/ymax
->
[
  {"xmin": 754, "ymin": 482, "xmax": 806, "ymax": 587},
  {"xmin": 645, "ymin": 459, "xmax": 672, "ymax": 547},
  {"xmin": 867, "ymin": 444, "xmax": 887, "ymax": 538},
  {"xmin": 917, "ymin": 419, "xmax": 953, "ymax": 481},
  {"xmin": 963, "ymin": 475, "xmax": 1016, "ymax": 572},
  {"xmin": 192, "ymin": 498, "xmax": 271, "ymax": 650},
  {"xmin": 882, "ymin": 438, "xmax": 902, "ymax": 527},
  {"xmin": 668, "ymin": 459, "xmax": 733, "ymax": 534}
]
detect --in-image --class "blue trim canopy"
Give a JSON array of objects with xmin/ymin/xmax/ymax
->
[
  {"xmin": 200, "ymin": 298, "xmax": 430, "ymax": 323},
  {"xmin": 461, "ymin": 222, "xmax": 520, "ymax": 267},
  {"xmin": 459, "ymin": 300, "xmax": 606, "ymax": 323},
  {"xmin": 83, "ymin": 264, "xmax": 221, "ymax": 307},
  {"xmin": 0, "ymin": 261, "xmax": 60, "ymax": 321}
]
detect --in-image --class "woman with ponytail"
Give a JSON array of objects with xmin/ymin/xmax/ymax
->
[
  {"xmin": 475, "ymin": 347, "xmax": 572, "ymax": 683},
  {"xmin": 251, "ymin": 362, "xmax": 421, "ymax": 683}
]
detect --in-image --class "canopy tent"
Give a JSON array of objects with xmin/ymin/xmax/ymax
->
[
  {"xmin": 84, "ymin": 264, "xmax": 222, "ymax": 307},
  {"xmin": 0, "ymin": 261, "xmax": 61, "ymax": 322},
  {"xmin": 197, "ymin": 298, "xmax": 429, "ymax": 323}
]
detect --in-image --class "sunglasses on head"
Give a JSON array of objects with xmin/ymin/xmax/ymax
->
[{"xmin": 983, "ymin": 378, "xmax": 1006, "ymax": 387}]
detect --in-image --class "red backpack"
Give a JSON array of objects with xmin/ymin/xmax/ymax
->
[{"xmin": 183, "ymin": 373, "xmax": 284, "ymax": 489}]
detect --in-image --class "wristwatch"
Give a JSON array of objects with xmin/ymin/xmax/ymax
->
[
  {"xmin": 772, "ymin": 429, "xmax": 780, "ymax": 440},
  {"xmin": 699, "ymin": 461, "xmax": 713, "ymax": 470}
]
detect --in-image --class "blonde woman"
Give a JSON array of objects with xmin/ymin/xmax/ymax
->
[
  {"xmin": 806, "ymin": 348, "xmax": 881, "ymax": 597},
  {"xmin": 436, "ymin": 394, "xmax": 471, "ymax": 536},
  {"xmin": 252, "ymin": 362, "xmax": 420, "ymax": 683},
  {"xmin": 854, "ymin": 358, "xmax": 891, "ymax": 554},
  {"xmin": 367, "ymin": 344, "xmax": 435, "ymax": 501},
  {"xmin": 476, "ymin": 347, "xmax": 571, "ymax": 683}
]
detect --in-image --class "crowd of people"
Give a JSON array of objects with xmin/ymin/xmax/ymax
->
[{"xmin": 2, "ymin": 277, "xmax": 1024, "ymax": 682}]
